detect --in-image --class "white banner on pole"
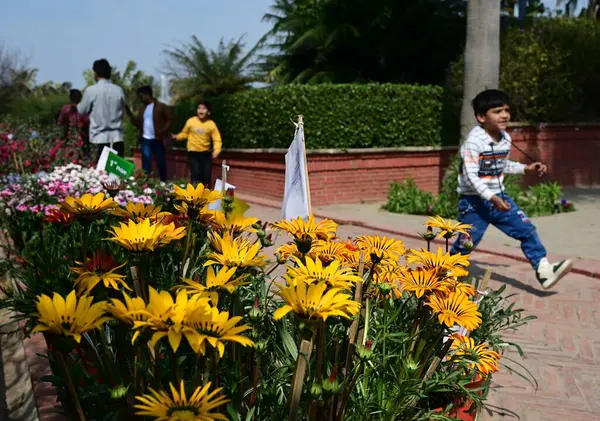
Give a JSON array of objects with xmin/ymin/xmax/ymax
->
[{"xmin": 280, "ymin": 124, "xmax": 310, "ymax": 220}]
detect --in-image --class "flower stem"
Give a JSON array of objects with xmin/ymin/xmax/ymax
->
[
  {"xmin": 56, "ymin": 349, "xmax": 87, "ymax": 421},
  {"xmin": 180, "ymin": 219, "xmax": 195, "ymax": 278},
  {"xmin": 97, "ymin": 328, "xmax": 117, "ymax": 386},
  {"xmin": 81, "ymin": 222, "xmax": 91, "ymax": 263}
]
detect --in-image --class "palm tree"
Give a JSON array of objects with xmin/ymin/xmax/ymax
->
[
  {"xmin": 557, "ymin": 0, "xmax": 599, "ymax": 17},
  {"xmin": 459, "ymin": 0, "xmax": 501, "ymax": 139},
  {"xmin": 162, "ymin": 35, "xmax": 258, "ymax": 101}
]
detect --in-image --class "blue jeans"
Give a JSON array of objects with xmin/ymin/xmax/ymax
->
[
  {"xmin": 451, "ymin": 195, "xmax": 546, "ymax": 270},
  {"xmin": 141, "ymin": 137, "xmax": 167, "ymax": 181}
]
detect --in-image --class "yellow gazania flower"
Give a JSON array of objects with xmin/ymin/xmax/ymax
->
[
  {"xmin": 406, "ymin": 248, "xmax": 471, "ymax": 278},
  {"xmin": 73, "ymin": 251, "xmax": 129, "ymax": 293},
  {"xmin": 372, "ymin": 265, "xmax": 405, "ymax": 299},
  {"xmin": 158, "ymin": 222, "xmax": 186, "ymax": 245},
  {"xmin": 271, "ymin": 215, "xmax": 338, "ymax": 241},
  {"xmin": 184, "ymin": 305, "xmax": 254, "ymax": 357},
  {"xmin": 274, "ymin": 281, "xmax": 361, "ymax": 322},
  {"xmin": 312, "ymin": 240, "xmax": 350, "ymax": 264},
  {"xmin": 59, "ymin": 192, "xmax": 118, "ymax": 217},
  {"xmin": 440, "ymin": 279, "xmax": 476, "ymax": 297},
  {"xmin": 426, "ymin": 216, "xmax": 472, "ymax": 239},
  {"xmin": 111, "ymin": 202, "xmax": 169, "ymax": 221},
  {"xmin": 135, "ymin": 380, "xmax": 229, "ymax": 421},
  {"xmin": 177, "ymin": 266, "xmax": 247, "ymax": 303},
  {"xmin": 108, "ymin": 292, "xmax": 147, "ymax": 325},
  {"xmin": 173, "ymin": 184, "xmax": 222, "ymax": 210},
  {"xmin": 207, "ymin": 231, "xmax": 251, "ymax": 254},
  {"xmin": 32, "ymin": 290, "xmax": 111, "ymax": 343},
  {"xmin": 354, "ymin": 235, "xmax": 406, "ymax": 261},
  {"xmin": 205, "ymin": 235, "xmax": 267, "ymax": 269},
  {"xmin": 397, "ymin": 268, "xmax": 444, "ymax": 299},
  {"xmin": 451, "ymin": 334, "xmax": 500, "ymax": 375},
  {"xmin": 426, "ymin": 291, "xmax": 481, "ymax": 331},
  {"xmin": 284, "ymin": 256, "xmax": 362, "ymax": 289},
  {"xmin": 210, "ymin": 211, "xmax": 258, "ymax": 236},
  {"xmin": 174, "ymin": 202, "xmax": 217, "ymax": 226},
  {"xmin": 107, "ymin": 218, "xmax": 183, "ymax": 253},
  {"xmin": 132, "ymin": 287, "xmax": 210, "ymax": 352}
]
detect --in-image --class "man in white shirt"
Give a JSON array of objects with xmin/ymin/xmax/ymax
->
[
  {"xmin": 77, "ymin": 59, "xmax": 129, "ymax": 161},
  {"xmin": 132, "ymin": 85, "xmax": 172, "ymax": 181}
]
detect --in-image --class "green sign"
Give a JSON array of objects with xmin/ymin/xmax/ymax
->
[{"xmin": 106, "ymin": 152, "xmax": 135, "ymax": 178}]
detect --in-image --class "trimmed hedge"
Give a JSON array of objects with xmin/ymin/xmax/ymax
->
[{"xmin": 172, "ymin": 84, "xmax": 457, "ymax": 149}]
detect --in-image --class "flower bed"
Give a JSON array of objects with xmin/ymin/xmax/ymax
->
[{"xmin": 0, "ymin": 181, "xmax": 534, "ymax": 420}]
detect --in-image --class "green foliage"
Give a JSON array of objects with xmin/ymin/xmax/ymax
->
[
  {"xmin": 450, "ymin": 17, "xmax": 600, "ymax": 122},
  {"xmin": 171, "ymin": 84, "xmax": 452, "ymax": 149},
  {"xmin": 260, "ymin": 0, "xmax": 467, "ymax": 86},
  {"xmin": 384, "ymin": 155, "xmax": 576, "ymax": 218},
  {"xmin": 7, "ymin": 93, "xmax": 68, "ymax": 126},
  {"xmin": 163, "ymin": 36, "xmax": 258, "ymax": 102}
]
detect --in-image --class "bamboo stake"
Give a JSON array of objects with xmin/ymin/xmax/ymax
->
[
  {"xmin": 288, "ymin": 338, "xmax": 314, "ymax": 421},
  {"xmin": 480, "ymin": 268, "xmax": 492, "ymax": 292},
  {"xmin": 343, "ymin": 253, "xmax": 365, "ymax": 377}
]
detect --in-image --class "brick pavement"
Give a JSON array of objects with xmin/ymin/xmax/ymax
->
[{"xmin": 10, "ymin": 202, "xmax": 600, "ymax": 421}]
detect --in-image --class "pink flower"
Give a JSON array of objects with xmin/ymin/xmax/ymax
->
[{"xmin": 16, "ymin": 204, "xmax": 28, "ymax": 212}]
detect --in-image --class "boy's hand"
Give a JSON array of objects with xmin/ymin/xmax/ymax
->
[
  {"xmin": 170, "ymin": 134, "xmax": 178, "ymax": 140},
  {"xmin": 525, "ymin": 162, "xmax": 547, "ymax": 176},
  {"xmin": 490, "ymin": 195, "xmax": 511, "ymax": 211},
  {"xmin": 212, "ymin": 151, "xmax": 220, "ymax": 159}
]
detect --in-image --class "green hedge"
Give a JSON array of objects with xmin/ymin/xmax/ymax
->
[{"xmin": 173, "ymin": 84, "xmax": 458, "ymax": 149}]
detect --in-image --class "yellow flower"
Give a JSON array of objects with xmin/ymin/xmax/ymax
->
[
  {"xmin": 33, "ymin": 290, "xmax": 111, "ymax": 343},
  {"xmin": 274, "ymin": 282, "xmax": 361, "ymax": 322},
  {"xmin": 312, "ymin": 240, "xmax": 350, "ymax": 264},
  {"xmin": 372, "ymin": 264, "xmax": 405, "ymax": 299},
  {"xmin": 174, "ymin": 202, "xmax": 217, "ymax": 226},
  {"xmin": 132, "ymin": 287, "xmax": 210, "ymax": 352},
  {"xmin": 426, "ymin": 291, "xmax": 481, "ymax": 331},
  {"xmin": 108, "ymin": 292, "xmax": 147, "ymax": 325},
  {"xmin": 284, "ymin": 256, "xmax": 361, "ymax": 289},
  {"xmin": 59, "ymin": 192, "xmax": 118, "ymax": 217},
  {"xmin": 355, "ymin": 235, "xmax": 406, "ymax": 261},
  {"xmin": 440, "ymin": 279, "xmax": 476, "ymax": 297},
  {"xmin": 177, "ymin": 266, "xmax": 247, "ymax": 304},
  {"xmin": 106, "ymin": 218, "xmax": 184, "ymax": 253},
  {"xmin": 173, "ymin": 184, "xmax": 222, "ymax": 211},
  {"xmin": 73, "ymin": 251, "xmax": 129, "ymax": 293},
  {"xmin": 210, "ymin": 211, "xmax": 258, "ymax": 236},
  {"xmin": 135, "ymin": 380, "xmax": 229, "ymax": 421},
  {"xmin": 406, "ymin": 248, "xmax": 470, "ymax": 278},
  {"xmin": 426, "ymin": 216, "xmax": 472, "ymax": 239},
  {"xmin": 271, "ymin": 215, "xmax": 338, "ymax": 241},
  {"xmin": 111, "ymin": 203, "xmax": 169, "ymax": 221},
  {"xmin": 397, "ymin": 268, "xmax": 444, "ymax": 299},
  {"xmin": 451, "ymin": 334, "xmax": 500, "ymax": 375},
  {"xmin": 207, "ymin": 231, "xmax": 251, "ymax": 253},
  {"xmin": 205, "ymin": 235, "xmax": 266, "ymax": 269},
  {"xmin": 184, "ymin": 305, "xmax": 254, "ymax": 357}
]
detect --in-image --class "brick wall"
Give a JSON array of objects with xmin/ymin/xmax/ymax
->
[{"xmin": 132, "ymin": 124, "xmax": 600, "ymax": 206}]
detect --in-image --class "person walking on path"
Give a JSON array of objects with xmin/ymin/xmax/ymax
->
[
  {"xmin": 171, "ymin": 101, "xmax": 222, "ymax": 186},
  {"xmin": 451, "ymin": 89, "xmax": 573, "ymax": 289},
  {"xmin": 57, "ymin": 89, "xmax": 90, "ymax": 155},
  {"xmin": 131, "ymin": 85, "xmax": 172, "ymax": 181},
  {"xmin": 77, "ymin": 58, "xmax": 129, "ymax": 160}
]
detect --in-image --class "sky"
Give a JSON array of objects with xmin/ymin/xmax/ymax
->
[
  {"xmin": 0, "ymin": 0, "xmax": 571, "ymax": 88},
  {"xmin": 1, "ymin": 0, "xmax": 274, "ymax": 88}
]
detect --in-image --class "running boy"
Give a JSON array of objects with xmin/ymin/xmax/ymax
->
[
  {"xmin": 451, "ymin": 89, "xmax": 572, "ymax": 289},
  {"xmin": 171, "ymin": 101, "xmax": 222, "ymax": 186}
]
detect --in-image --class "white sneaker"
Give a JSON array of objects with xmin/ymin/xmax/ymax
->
[{"xmin": 536, "ymin": 257, "xmax": 573, "ymax": 289}]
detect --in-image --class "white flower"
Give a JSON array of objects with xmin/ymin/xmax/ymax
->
[{"xmin": 143, "ymin": 188, "xmax": 152, "ymax": 194}]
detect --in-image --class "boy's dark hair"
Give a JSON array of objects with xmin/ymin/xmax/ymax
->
[
  {"xmin": 136, "ymin": 85, "xmax": 153, "ymax": 97},
  {"xmin": 198, "ymin": 100, "xmax": 212, "ymax": 112},
  {"xmin": 471, "ymin": 89, "xmax": 510, "ymax": 117},
  {"xmin": 93, "ymin": 59, "xmax": 112, "ymax": 79},
  {"xmin": 69, "ymin": 89, "xmax": 82, "ymax": 100}
]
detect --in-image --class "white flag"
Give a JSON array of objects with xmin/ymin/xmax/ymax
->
[
  {"xmin": 281, "ymin": 125, "xmax": 310, "ymax": 220},
  {"xmin": 208, "ymin": 179, "xmax": 236, "ymax": 211}
]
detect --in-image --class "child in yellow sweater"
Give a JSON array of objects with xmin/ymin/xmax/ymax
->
[{"xmin": 171, "ymin": 101, "xmax": 222, "ymax": 186}]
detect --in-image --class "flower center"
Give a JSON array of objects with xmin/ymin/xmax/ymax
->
[{"xmin": 169, "ymin": 407, "xmax": 198, "ymax": 419}]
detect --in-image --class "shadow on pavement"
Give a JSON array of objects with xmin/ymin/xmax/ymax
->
[{"xmin": 470, "ymin": 262, "xmax": 557, "ymax": 298}]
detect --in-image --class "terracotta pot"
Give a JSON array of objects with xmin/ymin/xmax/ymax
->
[{"xmin": 431, "ymin": 376, "xmax": 485, "ymax": 421}]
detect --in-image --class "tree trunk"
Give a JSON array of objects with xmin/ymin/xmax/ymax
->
[{"xmin": 460, "ymin": 0, "xmax": 501, "ymax": 140}]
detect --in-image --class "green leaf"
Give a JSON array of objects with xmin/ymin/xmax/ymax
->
[{"xmin": 279, "ymin": 324, "xmax": 298, "ymax": 360}]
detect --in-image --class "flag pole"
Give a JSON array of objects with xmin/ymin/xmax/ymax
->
[{"xmin": 297, "ymin": 114, "xmax": 312, "ymax": 214}]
